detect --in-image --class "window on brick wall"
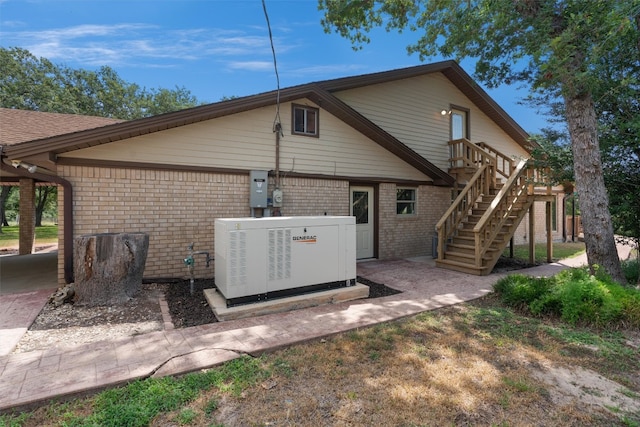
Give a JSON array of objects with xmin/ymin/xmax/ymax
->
[{"xmin": 397, "ymin": 188, "xmax": 416, "ymax": 215}]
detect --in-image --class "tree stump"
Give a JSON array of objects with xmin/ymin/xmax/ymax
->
[{"xmin": 74, "ymin": 233, "xmax": 149, "ymax": 306}]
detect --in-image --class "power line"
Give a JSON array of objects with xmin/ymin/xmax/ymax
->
[{"xmin": 262, "ymin": 0, "xmax": 282, "ymax": 135}]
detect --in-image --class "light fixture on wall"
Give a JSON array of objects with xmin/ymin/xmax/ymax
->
[
  {"xmin": 10, "ymin": 160, "xmax": 38, "ymax": 173},
  {"xmin": 441, "ymin": 109, "xmax": 451, "ymax": 116}
]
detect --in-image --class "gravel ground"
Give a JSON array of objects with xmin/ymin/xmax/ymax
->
[{"xmin": 13, "ymin": 277, "xmax": 401, "ymax": 353}]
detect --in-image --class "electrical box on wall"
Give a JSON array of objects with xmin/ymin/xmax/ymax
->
[
  {"xmin": 272, "ymin": 189, "xmax": 283, "ymax": 208},
  {"xmin": 249, "ymin": 170, "xmax": 268, "ymax": 208}
]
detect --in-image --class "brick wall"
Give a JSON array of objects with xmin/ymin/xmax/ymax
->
[
  {"xmin": 274, "ymin": 177, "xmax": 349, "ymax": 217},
  {"xmin": 378, "ymin": 184, "xmax": 450, "ymax": 259},
  {"xmin": 18, "ymin": 178, "xmax": 35, "ymax": 255},
  {"xmin": 57, "ymin": 166, "xmax": 354, "ymax": 282},
  {"xmin": 55, "ymin": 164, "xmax": 455, "ymax": 283},
  {"xmin": 58, "ymin": 166, "xmax": 251, "ymax": 281},
  {"xmin": 57, "ymin": 185, "xmax": 66, "ymax": 284}
]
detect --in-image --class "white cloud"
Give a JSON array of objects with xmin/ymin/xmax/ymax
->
[
  {"xmin": 226, "ymin": 61, "xmax": 273, "ymax": 71},
  {"xmin": 1, "ymin": 22, "xmax": 283, "ymax": 67}
]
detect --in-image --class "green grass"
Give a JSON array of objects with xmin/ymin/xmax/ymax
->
[
  {"xmin": 502, "ymin": 241, "xmax": 585, "ymax": 262},
  {"xmin": 30, "ymin": 356, "xmax": 268, "ymax": 427},
  {"xmin": 0, "ymin": 225, "xmax": 58, "ymax": 247},
  {"xmin": 1, "ymin": 294, "xmax": 638, "ymax": 426}
]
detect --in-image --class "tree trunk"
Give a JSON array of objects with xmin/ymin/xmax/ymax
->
[
  {"xmin": 564, "ymin": 92, "xmax": 625, "ymax": 283},
  {"xmin": 0, "ymin": 186, "xmax": 14, "ymax": 231},
  {"xmin": 35, "ymin": 186, "xmax": 55, "ymax": 227},
  {"xmin": 74, "ymin": 232, "xmax": 149, "ymax": 306}
]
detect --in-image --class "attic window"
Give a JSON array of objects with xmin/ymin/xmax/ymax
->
[{"xmin": 292, "ymin": 104, "xmax": 319, "ymax": 137}]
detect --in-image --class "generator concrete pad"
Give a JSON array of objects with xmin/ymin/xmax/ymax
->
[{"xmin": 204, "ymin": 284, "xmax": 370, "ymax": 321}]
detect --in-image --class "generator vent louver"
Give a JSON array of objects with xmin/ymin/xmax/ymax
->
[
  {"xmin": 268, "ymin": 228, "xmax": 291, "ymax": 281},
  {"xmin": 228, "ymin": 230, "xmax": 247, "ymax": 286}
]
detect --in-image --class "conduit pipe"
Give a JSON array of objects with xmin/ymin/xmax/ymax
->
[{"xmin": 275, "ymin": 123, "xmax": 281, "ymax": 189}]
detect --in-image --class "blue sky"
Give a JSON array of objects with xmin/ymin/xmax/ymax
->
[{"xmin": 1, "ymin": 0, "xmax": 553, "ymax": 133}]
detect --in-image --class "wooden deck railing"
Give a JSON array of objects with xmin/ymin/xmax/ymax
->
[
  {"xmin": 472, "ymin": 160, "xmax": 552, "ymax": 268},
  {"xmin": 438, "ymin": 138, "xmax": 553, "ymax": 273},
  {"xmin": 475, "ymin": 142, "xmax": 515, "ymax": 179},
  {"xmin": 436, "ymin": 163, "xmax": 491, "ymax": 261},
  {"xmin": 448, "ymin": 138, "xmax": 496, "ymax": 181}
]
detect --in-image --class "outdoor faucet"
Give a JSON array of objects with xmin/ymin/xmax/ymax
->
[{"xmin": 183, "ymin": 243, "xmax": 213, "ymax": 295}]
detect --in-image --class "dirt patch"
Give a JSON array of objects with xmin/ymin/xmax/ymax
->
[
  {"xmin": 531, "ymin": 364, "xmax": 640, "ymax": 413},
  {"xmin": 493, "ymin": 255, "xmax": 540, "ymax": 273}
]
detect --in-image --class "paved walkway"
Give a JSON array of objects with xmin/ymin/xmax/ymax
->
[{"xmin": 0, "ymin": 245, "xmax": 633, "ymax": 412}]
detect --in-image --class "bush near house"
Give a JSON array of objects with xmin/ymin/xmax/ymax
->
[{"xmin": 494, "ymin": 266, "xmax": 640, "ymax": 329}]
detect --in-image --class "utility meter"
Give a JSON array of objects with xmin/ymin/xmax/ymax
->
[{"xmin": 272, "ymin": 189, "xmax": 283, "ymax": 208}]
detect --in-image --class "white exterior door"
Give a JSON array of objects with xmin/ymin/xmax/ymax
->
[
  {"xmin": 350, "ymin": 186, "xmax": 374, "ymax": 259},
  {"xmin": 450, "ymin": 108, "xmax": 469, "ymax": 140}
]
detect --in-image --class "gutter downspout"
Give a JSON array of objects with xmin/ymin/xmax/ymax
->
[{"xmin": 0, "ymin": 153, "xmax": 74, "ymax": 283}]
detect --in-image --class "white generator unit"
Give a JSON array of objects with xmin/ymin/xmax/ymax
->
[{"xmin": 215, "ymin": 216, "xmax": 356, "ymax": 307}]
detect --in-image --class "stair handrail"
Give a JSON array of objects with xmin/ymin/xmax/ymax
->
[
  {"xmin": 448, "ymin": 138, "xmax": 494, "ymax": 166},
  {"xmin": 436, "ymin": 163, "xmax": 490, "ymax": 261},
  {"xmin": 475, "ymin": 141, "xmax": 515, "ymax": 179},
  {"xmin": 472, "ymin": 159, "xmax": 532, "ymax": 267}
]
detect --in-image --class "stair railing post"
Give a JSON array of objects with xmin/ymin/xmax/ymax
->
[{"xmin": 474, "ymin": 230, "xmax": 482, "ymax": 268}]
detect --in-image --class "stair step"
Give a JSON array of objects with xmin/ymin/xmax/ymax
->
[
  {"xmin": 435, "ymin": 259, "xmax": 490, "ymax": 276},
  {"xmin": 452, "ymin": 235, "xmax": 474, "ymax": 243},
  {"xmin": 449, "ymin": 241, "xmax": 501, "ymax": 254},
  {"xmin": 443, "ymin": 251, "xmax": 474, "ymax": 264},
  {"xmin": 446, "ymin": 243, "xmax": 475, "ymax": 255},
  {"xmin": 443, "ymin": 250, "xmax": 498, "ymax": 264}
]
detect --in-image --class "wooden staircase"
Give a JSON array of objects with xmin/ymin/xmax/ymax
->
[{"xmin": 435, "ymin": 139, "xmax": 551, "ymax": 275}]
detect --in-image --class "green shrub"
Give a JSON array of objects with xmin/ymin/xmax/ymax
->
[
  {"xmin": 555, "ymin": 277, "xmax": 621, "ymax": 326},
  {"xmin": 493, "ymin": 274, "xmax": 553, "ymax": 308},
  {"xmin": 619, "ymin": 290, "xmax": 640, "ymax": 328},
  {"xmin": 622, "ymin": 258, "xmax": 640, "ymax": 285},
  {"xmin": 529, "ymin": 290, "xmax": 563, "ymax": 317},
  {"xmin": 495, "ymin": 267, "xmax": 640, "ymax": 329}
]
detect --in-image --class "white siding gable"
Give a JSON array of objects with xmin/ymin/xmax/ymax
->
[
  {"xmin": 334, "ymin": 72, "xmax": 530, "ymax": 171},
  {"xmin": 61, "ymin": 100, "xmax": 432, "ymax": 182}
]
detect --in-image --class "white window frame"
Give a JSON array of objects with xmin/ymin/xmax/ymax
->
[
  {"xmin": 396, "ymin": 188, "xmax": 417, "ymax": 215},
  {"xmin": 450, "ymin": 106, "xmax": 470, "ymax": 140},
  {"xmin": 292, "ymin": 104, "xmax": 319, "ymax": 137}
]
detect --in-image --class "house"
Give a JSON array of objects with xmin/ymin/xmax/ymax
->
[{"xmin": 0, "ymin": 60, "xmax": 562, "ymax": 285}]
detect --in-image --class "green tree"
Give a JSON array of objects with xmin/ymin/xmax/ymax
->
[
  {"xmin": 0, "ymin": 47, "xmax": 66, "ymax": 112},
  {"xmin": 1, "ymin": 47, "xmax": 204, "ymax": 231},
  {"xmin": 0, "ymin": 47, "xmax": 201, "ymax": 119},
  {"xmin": 320, "ymin": 0, "xmax": 639, "ymax": 283},
  {"xmin": 0, "ymin": 186, "xmax": 15, "ymax": 230}
]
